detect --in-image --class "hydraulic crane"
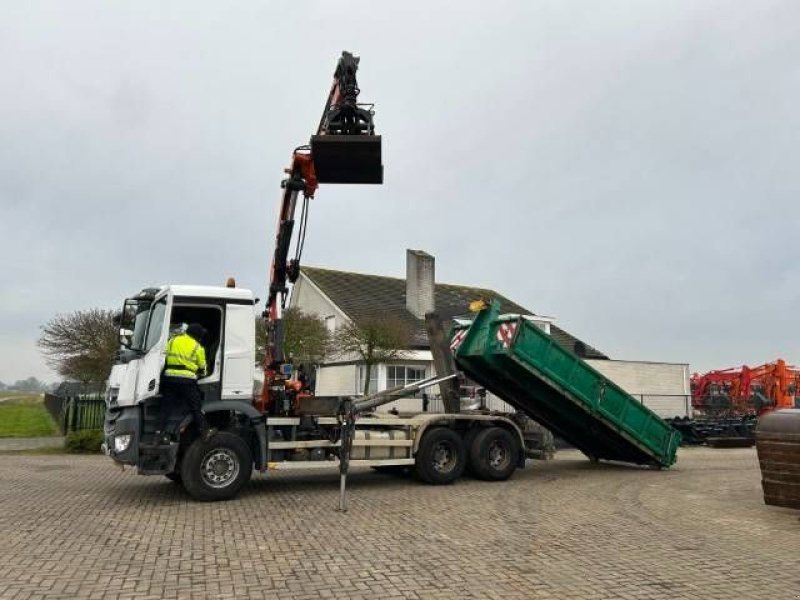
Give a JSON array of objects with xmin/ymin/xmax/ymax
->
[
  {"xmin": 102, "ymin": 51, "xmax": 535, "ymax": 503},
  {"xmin": 258, "ymin": 51, "xmax": 383, "ymax": 414}
]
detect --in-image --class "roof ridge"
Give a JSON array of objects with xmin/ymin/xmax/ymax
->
[
  {"xmin": 301, "ymin": 265, "xmax": 503, "ymax": 294},
  {"xmin": 301, "ymin": 265, "xmax": 405, "ymax": 282}
]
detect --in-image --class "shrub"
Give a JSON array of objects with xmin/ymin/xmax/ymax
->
[{"xmin": 65, "ymin": 429, "xmax": 104, "ymax": 454}]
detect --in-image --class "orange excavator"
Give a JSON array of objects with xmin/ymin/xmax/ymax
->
[
  {"xmin": 747, "ymin": 359, "xmax": 800, "ymax": 414},
  {"xmin": 691, "ymin": 359, "xmax": 799, "ymax": 416},
  {"xmin": 676, "ymin": 359, "xmax": 799, "ymax": 446}
]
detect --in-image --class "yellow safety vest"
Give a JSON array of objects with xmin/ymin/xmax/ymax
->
[{"xmin": 164, "ymin": 333, "xmax": 207, "ymax": 379}]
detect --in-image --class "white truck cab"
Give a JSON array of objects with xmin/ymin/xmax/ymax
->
[{"xmin": 107, "ymin": 285, "xmax": 256, "ymax": 408}]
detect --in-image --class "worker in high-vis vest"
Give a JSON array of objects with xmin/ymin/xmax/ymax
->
[{"xmin": 158, "ymin": 323, "xmax": 209, "ymax": 440}]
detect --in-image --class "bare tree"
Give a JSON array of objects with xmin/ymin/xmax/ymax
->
[
  {"xmin": 38, "ymin": 309, "xmax": 118, "ymax": 383},
  {"xmin": 256, "ymin": 308, "xmax": 330, "ymax": 366},
  {"xmin": 332, "ymin": 316, "xmax": 410, "ymax": 395}
]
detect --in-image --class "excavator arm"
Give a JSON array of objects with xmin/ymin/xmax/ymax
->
[
  {"xmin": 259, "ymin": 51, "xmax": 383, "ymax": 413},
  {"xmin": 692, "ymin": 359, "xmax": 799, "ymax": 416}
]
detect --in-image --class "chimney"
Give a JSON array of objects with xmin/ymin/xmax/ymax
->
[{"xmin": 406, "ymin": 249, "xmax": 435, "ymax": 319}]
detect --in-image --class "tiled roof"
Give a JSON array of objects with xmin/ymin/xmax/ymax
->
[{"xmin": 299, "ymin": 266, "xmax": 607, "ymax": 359}]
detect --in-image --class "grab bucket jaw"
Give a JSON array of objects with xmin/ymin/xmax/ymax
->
[{"xmin": 310, "ymin": 135, "xmax": 383, "ymax": 184}]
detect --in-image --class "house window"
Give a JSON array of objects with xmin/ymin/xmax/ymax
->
[
  {"xmin": 387, "ymin": 365, "xmax": 426, "ymax": 395},
  {"xmin": 356, "ymin": 365, "xmax": 378, "ymax": 395},
  {"xmin": 325, "ymin": 315, "xmax": 336, "ymax": 332}
]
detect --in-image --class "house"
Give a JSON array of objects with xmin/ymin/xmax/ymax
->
[{"xmin": 289, "ymin": 250, "xmax": 691, "ymax": 418}]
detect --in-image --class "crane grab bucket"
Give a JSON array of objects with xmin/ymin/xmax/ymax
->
[{"xmin": 311, "ymin": 134, "xmax": 383, "ymax": 184}]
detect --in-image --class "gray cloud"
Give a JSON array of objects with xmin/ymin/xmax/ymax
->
[{"xmin": 1, "ymin": 0, "xmax": 798, "ymax": 382}]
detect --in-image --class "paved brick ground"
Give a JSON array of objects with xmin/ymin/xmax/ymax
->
[
  {"xmin": 0, "ymin": 447, "xmax": 798, "ymax": 599},
  {"xmin": 0, "ymin": 437, "xmax": 64, "ymax": 452}
]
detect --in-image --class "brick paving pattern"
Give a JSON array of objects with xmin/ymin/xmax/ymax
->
[
  {"xmin": 0, "ymin": 447, "xmax": 798, "ymax": 599},
  {"xmin": 0, "ymin": 437, "xmax": 64, "ymax": 452}
]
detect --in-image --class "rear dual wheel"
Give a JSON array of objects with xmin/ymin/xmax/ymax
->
[
  {"xmin": 414, "ymin": 428, "xmax": 466, "ymax": 484},
  {"xmin": 468, "ymin": 427, "xmax": 519, "ymax": 481}
]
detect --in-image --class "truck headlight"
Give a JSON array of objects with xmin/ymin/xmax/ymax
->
[{"xmin": 114, "ymin": 434, "xmax": 132, "ymax": 452}]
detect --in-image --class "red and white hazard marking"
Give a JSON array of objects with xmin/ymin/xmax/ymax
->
[
  {"xmin": 450, "ymin": 329, "xmax": 467, "ymax": 352},
  {"xmin": 496, "ymin": 322, "xmax": 518, "ymax": 348}
]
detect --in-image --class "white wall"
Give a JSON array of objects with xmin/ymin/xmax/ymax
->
[
  {"xmin": 315, "ymin": 364, "xmax": 357, "ymax": 396},
  {"xmin": 289, "ymin": 274, "xmax": 348, "ymax": 324},
  {"xmin": 586, "ymin": 359, "xmax": 691, "ymax": 418}
]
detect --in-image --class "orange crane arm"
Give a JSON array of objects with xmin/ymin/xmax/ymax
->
[{"xmin": 257, "ymin": 51, "xmax": 382, "ymax": 414}]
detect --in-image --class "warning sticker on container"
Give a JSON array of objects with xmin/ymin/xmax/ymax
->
[
  {"xmin": 450, "ymin": 329, "xmax": 467, "ymax": 352},
  {"xmin": 496, "ymin": 322, "xmax": 518, "ymax": 348}
]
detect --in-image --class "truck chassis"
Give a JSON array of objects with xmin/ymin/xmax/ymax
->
[{"xmin": 105, "ymin": 399, "xmax": 528, "ymax": 502}]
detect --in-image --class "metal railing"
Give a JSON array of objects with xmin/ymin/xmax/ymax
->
[{"xmin": 44, "ymin": 383, "xmax": 106, "ymax": 434}]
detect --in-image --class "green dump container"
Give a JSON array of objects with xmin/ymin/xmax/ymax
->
[{"xmin": 453, "ymin": 302, "xmax": 680, "ymax": 468}]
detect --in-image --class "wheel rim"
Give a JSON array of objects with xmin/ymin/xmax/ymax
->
[
  {"xmin": 200, "ymin": 448, "xmax": 240, "ymax": 489},
  {"xmin": 431, "ymin": 441, "xmax": 457, "ymax": 473},
  {"xmin": 487, "ymin": 439, "xmax": 510, "ymax": 471}
]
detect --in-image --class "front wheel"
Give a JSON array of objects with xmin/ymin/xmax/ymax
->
[
  {"xmin": 414, "ymin": 428, "xmax": 466, "ymax": 485},
  {"xmin": 180, "ymin": 432, "xmax": 252, "ymax": 501}
]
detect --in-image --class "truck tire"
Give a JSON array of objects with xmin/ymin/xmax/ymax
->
[
  {"xmin": 180, "ymin": 432, "xmax": 252, "ymax": 501},
  {"xmin": 469, "ymin": 427, "xmax": 519, "ymax": 481},
  {"xmin": 414, "ymin": 427, "xmax": 466, "ymax": 485}
]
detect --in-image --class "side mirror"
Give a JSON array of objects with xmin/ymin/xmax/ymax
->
[{"xmin": 119, "ymin": 328, "xmax": 133, "ymax": 348}]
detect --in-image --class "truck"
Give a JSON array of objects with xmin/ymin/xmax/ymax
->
[
  {"xmin": 103, "ymin": 51, "xmax": 679, "ymax": 502},
  {"xmin": 103, "ymin": 52, "xmax": 531, "ymax": 502},
  {"xmin": 104, "ymin": 284, "xmax": 532, "ymax": 501}
]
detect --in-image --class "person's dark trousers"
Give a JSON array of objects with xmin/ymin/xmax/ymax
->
[{"xmin": 159, "ymin": 375, "xmax": 207, "ymax": 438}]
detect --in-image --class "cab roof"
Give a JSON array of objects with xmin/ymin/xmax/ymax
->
[{"xmin": 156, "ymin": 285, "xmax": 255, "ymax": 302}]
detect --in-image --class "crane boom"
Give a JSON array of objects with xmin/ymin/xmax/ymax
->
[{"xmin": 259, "ymin": 51, "xmax": 383, "ymax": 413}]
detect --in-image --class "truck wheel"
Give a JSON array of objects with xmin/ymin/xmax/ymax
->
[
  {"xmin": 469, "ymin": 427, "xmax": 519, "ymax": 481},
  {"xmin": 180, "ymin": 432, "xmax": 252, "ymax": 501},
  {"xmin": 414, "ymin": 427, "xmax": 466, "ymax": 485}
]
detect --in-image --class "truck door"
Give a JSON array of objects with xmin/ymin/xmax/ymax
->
[
  {"xmin": 169, "ymin": 301, "xmax": 225, "ymax": 403},
  {"xmin": 222, "ymin": 303, "xmax": 255, "ymax": 399},
  {"xmin": 134, "ymin": 294, "xmax": 171, "ymax": 403}
]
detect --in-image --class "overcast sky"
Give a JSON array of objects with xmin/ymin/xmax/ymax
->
[{"xmin": 1, "ymin": 1, "xmax": 798, "ymax": 383}]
